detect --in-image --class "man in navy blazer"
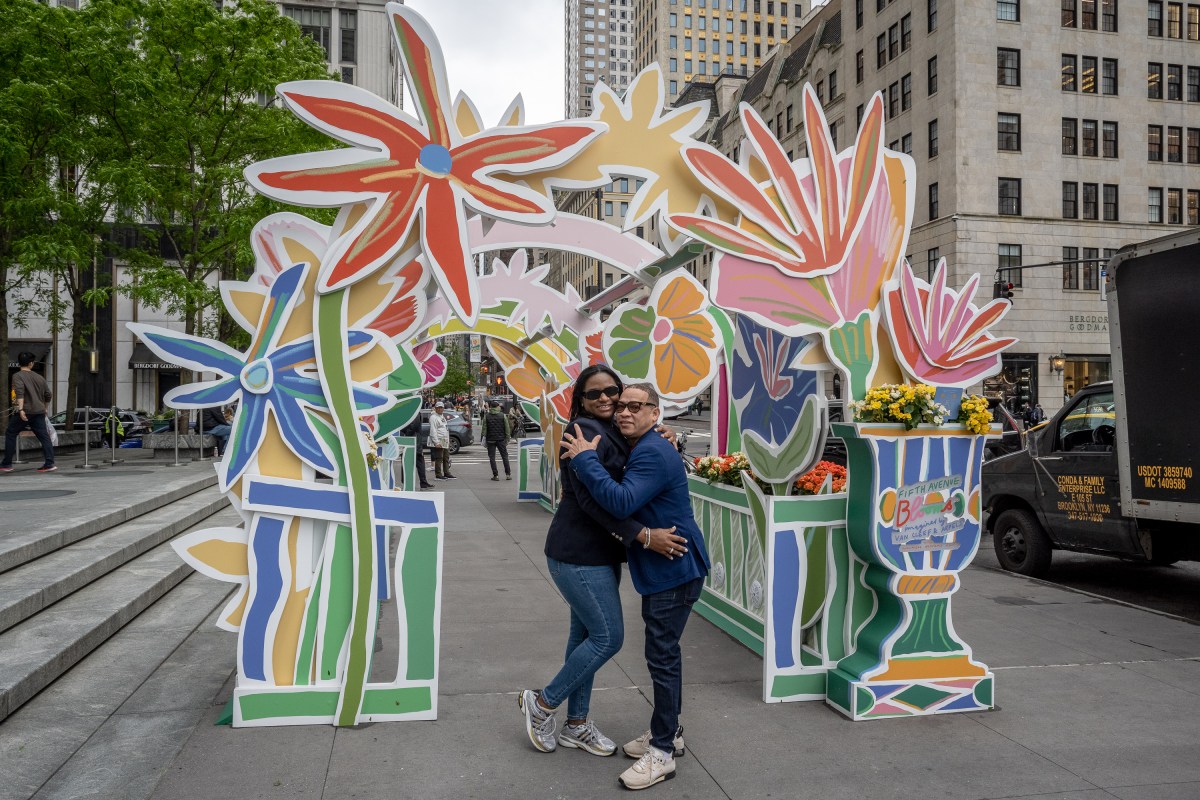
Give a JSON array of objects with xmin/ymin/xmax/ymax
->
[{"xmin": 565, "ymin": 383, "xmax": 710, "ymax": 791}]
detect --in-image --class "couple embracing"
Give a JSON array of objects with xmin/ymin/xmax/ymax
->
[{"xmin": 517, "ymin": 365, "xmax": 711, "ymax": 791}]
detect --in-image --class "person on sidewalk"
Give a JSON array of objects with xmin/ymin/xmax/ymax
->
[
  {"xmin": 1, "ymin": 352, "xmax": 56, "ymax": 473},
  {"xmin": 509, "ymin": 404, "xmax": 524, "ymax": 442},
  {"xmin": 200, "ymin": 405, "xmax": 231, "ymax": 456},
  {"xmin": 517, "ymin": 366, "xmax": 685, "ymax": 763},
  {"xmin": 483, "ymin": 400, "xmax": 512, "ymax": 481},
  {"xmin": 428, "ymin": 401, "xmax": 455, "ymax": 480},
  {"xmin": 401, "ymin": 414, "xmax": 433, "ymax": 489},
  {"xmin": 562, "ymin": 383, "xmax": 711, "ymax": 791}
]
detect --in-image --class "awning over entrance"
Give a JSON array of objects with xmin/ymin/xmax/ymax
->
[
  {"xmin": 129, "ymin": 343, "xmax": 177, "ymax": 370},
  {"xmin": 6, "ymin": 340, "xmax": 51, "ymax": 369}
]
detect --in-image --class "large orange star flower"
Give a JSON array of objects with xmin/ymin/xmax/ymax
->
[{"xmin": 244, "ymin": 6, "xmax": 602, "ymax": 323}]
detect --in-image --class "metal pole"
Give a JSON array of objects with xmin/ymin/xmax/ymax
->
[
  {"xmin": 76, "ymin": 405, "xmax": 98, "ymax": 469},
  {"xmin": 106, "ymin": 405, "xmax": 123, "ymax": 465},
  {"xmin": 163, "ymin": 410, "xmax": 188, "ymax": 467},
  {"xmin": 195, "ymin": 409, "xmax": 211, "ymax": 461}
]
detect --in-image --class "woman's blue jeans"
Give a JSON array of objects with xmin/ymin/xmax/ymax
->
[{"xmin": 541, "ymin": 557, "xmax": 624, "ymax": 720}]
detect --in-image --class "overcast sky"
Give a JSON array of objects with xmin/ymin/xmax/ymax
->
[{"xmin": 402, "ymin": 0, "xmax": 566, "ymax": 125}]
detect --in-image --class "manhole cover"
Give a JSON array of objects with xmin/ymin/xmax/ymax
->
[
  {"xmin": 80, "ymin": 470, "xmax": 154, "ymax": 477},
  {"xmin": 0, "ymin": 490, "xmax": 77, "ymax": 501}
]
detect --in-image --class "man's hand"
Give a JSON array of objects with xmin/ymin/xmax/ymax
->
[{"xmin": 560, "ymin": 423, "xmax": 601, "ymax": 458}]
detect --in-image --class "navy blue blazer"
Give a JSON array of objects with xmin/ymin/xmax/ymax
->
[
  {"xmin": 545, "ymin": 415, "xmax": 644, "ymax": 566},
  {"xmin": 571, "ymin": 431, "xmax": 710, "ymax": 595}
]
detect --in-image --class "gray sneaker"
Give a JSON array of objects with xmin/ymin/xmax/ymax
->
[
  {"xmin": 623, "ymin": 726, "xmax": 684, "ymax": 758},
  {"xmin": 518, "ymin": 689, "xmax": 557, "ymax": 753},
  {"xmin": 558, "ymin": 719, "xmax": 617, "ymax": 756}
]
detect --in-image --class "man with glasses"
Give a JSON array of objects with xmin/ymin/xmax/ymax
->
[{"xmin": 561, "ymin": 383, "xmax": 710, "ymax": 791}]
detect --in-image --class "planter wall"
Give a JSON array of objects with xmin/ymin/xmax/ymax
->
[{"xmin": 516, "ymin": 438, "xmax": 545, "ymax": 503}]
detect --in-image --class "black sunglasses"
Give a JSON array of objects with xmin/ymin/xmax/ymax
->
[
  {"xmin": 615, "ymin": 401, "xmax": 657, "ymax": 413},
  {"xmin": 581, "ymin": 385, "xmax": 621, "ymax": 401}
]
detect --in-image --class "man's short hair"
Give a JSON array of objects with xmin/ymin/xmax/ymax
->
[
  {"xmin": 17, "ymin": 351, "xmax": 35, "ymax": 367},
  {"xmin": 489, "ymin": 400, "xmax": 500, "ymax": 409},
  {"xmin": 624, "ymin": 382, "xmax": 659, "ymax": 407}
]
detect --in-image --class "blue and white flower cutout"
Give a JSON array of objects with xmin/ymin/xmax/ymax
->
[{"xmin": 129, "ymin": 262, "xmax": 397, "ymax": 491}]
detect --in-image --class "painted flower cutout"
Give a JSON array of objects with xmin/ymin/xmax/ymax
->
[
  {"xmin": 731, "ymin": 316, "xmax": 823, "ymax": 447},
  {"xmin": 488, "ymin": 339, "xmax": 545, "ymax": 402},
  {"xmin": 412, "ymin": 340, "xmax": 446, "ymax": 387},
  {"xmin": 244, "ymin": 6, "xmax": 602, "ymax": 322},
  {"xmin": 884, "ymin": 259, "xmax": 1018, "ymax": 388},
  {"xmin": 130, "ymin": 263, "xmax": 396, "ymax": 491},
  {"xmin": 602, "ymin": 271, "xmax": 720, "ymax": 401},
  {"xmin": 669, "ymin": 88, "xmax": 884, "ymax": 278}
]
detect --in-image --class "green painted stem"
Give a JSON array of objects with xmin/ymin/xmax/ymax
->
[{"xmin": 315, "ymin": 289, "xmax": 376, "ymax": 727}]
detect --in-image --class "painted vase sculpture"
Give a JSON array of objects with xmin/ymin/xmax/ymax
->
[{"xmin": 826, "ymin": 421, "xmax": 995, "ymax": 720}]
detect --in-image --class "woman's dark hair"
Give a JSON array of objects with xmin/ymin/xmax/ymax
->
[{"xmin": 568, "ymin": 364, "xmax": 623, "ymax": 421}]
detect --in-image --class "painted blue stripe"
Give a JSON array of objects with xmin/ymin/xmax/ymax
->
[
  {"xmin": 940, "ymin": 693, "xmax": 986, "ymax": 712},
  {"xmin": 246, "ymin": 479, "xmax": 440, "ymax": 526},
  {"xmin": 374, "ymin": 494, "xmax": 441, "ymax": 525},
  {"xmin": 242, "ymin": 515, "xmax": 286, "ymax": 682},
  {"xmin": 771, "ymin": 529, "xmax": 801, "ymax": 670}
]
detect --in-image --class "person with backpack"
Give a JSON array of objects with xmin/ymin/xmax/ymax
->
[{"xmin": 484, "ymin": 400, "xmax": 512, "ymax": 481}]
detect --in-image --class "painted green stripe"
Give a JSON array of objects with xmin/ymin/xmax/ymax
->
[
  {"xmin": 697, "ymin": 588, "xmax": 764, "ymax": 634},
  {"xmin": 294, "ymin": 568, "xmax": 324, "ymax": 686},
  {"xmin": 772, "ymin": 496, "xmax": 848, "ymax": 525},
  {"xmin": 238, "ymin": 686, "xmax": 432, "ymax": 722},
  {"xmin": 320, "ymin": 525, "xmax": 353, "ymax": 681},
  {"xmin": 770, "ymin": 672, "xmax": 826, "ymax": 699},
  {"xmin": 402, "ymin": 526, "xmax": 439, "ymax": 680},
  {"xmin": 694, "ymin": 599, "xmax": 765, "ymax": 656}
]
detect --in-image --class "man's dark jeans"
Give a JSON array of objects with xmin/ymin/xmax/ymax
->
[
  {"xmin": 641, "ymin": 576, "xmax": 704, "ymax": 754},
  {"xmin": 2, "ymin": 412, "xmax": 55, "ymax": 468},
  {"xmin": 486, "ymin": 439, "xmax": 511, "ymax": 477}
]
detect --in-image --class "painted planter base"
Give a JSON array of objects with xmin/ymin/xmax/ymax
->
[
  {"xmin": 826, "ymin": 669, "xmax": 994, "ymax": 720},
  {"xmin": 232, "ymin": 683, "xmax": 437, "ymax": 727},
  {"xmin": 516, "ymin": 438, "xmax": 543, "ymax": 502}
]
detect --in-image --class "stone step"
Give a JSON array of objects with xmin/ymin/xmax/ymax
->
[
  {"xmin": 0, "ymin": 538, "xmax": 207, "ymax": 724},
  {"xmin": 0, "ymin": 487, "xmax": 229, "ymax": 636},
  {"xmin": 0, "ymin": 470, "xmax": 218, "ymax": 575},
  {"xmin": 0, "ymin": 566, "xmax": 236, "ymax": 800}
]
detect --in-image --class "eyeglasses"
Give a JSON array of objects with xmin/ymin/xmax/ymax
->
[
  {"xmin": 615, "ymin": 401, "xmax": 657, "ymax": 414},
  {"xmin": 581, "ymin": 385, "xmax": 621, "ymax": 401}
]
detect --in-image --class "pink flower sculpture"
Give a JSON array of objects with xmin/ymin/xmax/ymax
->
[{"xmin": 884, "ymin": 259, "xmax": 1018, "ymax": 388}]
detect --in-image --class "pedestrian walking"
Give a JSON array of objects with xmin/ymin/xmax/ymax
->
[
  {"xmin": 1, "ymin": 351, "xmax": 56, "ymax": 473},
  {"xmin": 483, "ymin": 400, "xmax": 512, "ymax": 481},
  {"xmin": 401, "ymin": 414, "xmax": 433, "ymax": 489},
  {"xmin": 428, "ymin": 401, "xmax": 455, "ymax": 480}
]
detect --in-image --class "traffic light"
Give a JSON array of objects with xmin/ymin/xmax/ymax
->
[
  {"xmin": 480, "ymin": 364, "xmax": 489, "ymax": 374},
  {"xmin": 992, "ymin": 280, "xmax": 1014, "ymax": 303}
]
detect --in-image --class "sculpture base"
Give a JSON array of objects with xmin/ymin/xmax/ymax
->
[{"xmin": 826, "ymin": 666, "xmax": 993, "ymax": 720}]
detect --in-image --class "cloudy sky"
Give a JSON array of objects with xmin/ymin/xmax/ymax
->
[{"xmin": 403, "ymin": 0, "xmax": 566, "ymax": 124}]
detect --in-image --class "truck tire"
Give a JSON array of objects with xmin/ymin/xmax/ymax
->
[
  {"xmin": 993, "ymin": 509, "xmax": 1053, "ymax": 577},
  {"xmin": 448, "ymin": 436, "xmax": 461, "ymax": 455}
]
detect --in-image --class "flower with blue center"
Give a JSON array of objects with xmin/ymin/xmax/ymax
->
[
  {"xmin": 731, "ymin": 314, "xmax": 823, "ymax": 447},
  {"xmin": 129, "ymin": 262, "xmax": 395, "ymax": 491}
]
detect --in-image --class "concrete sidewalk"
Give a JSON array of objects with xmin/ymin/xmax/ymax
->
[{"xmin": 125, "ymin": 450, "xmax": 1200, "ymax": 800}]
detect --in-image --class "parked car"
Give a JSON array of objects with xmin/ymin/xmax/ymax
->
[
  {"xmin": 49, "ymin": 408, "xmax": 149, "ymax": 437},
  {"xmin": 419, "ymin": 409, "xmax": 474, "ymax": 454}
]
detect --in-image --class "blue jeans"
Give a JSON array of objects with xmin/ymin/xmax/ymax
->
[
  {"xmin": 541, "ymin": 557, "xmax": 624, "ymax": 720},
  {"xmin": 2, "ymin": 412, "xmax": 54, "ymax": 467},
  {"xmin": 207, "ymin": 423, "xmax": 231, "ymax": 455},
  {"xmin": 642, "ymin": 577, "xmax": 704, "ymax": 753}
]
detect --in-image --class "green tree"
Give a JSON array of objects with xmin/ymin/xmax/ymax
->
[{"xmin": 435, "ymin": 340, "xmax": 473, "ymax": 398}]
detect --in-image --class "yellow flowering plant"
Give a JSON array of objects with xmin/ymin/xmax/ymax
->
[
  {"xmin": 849, "ymin": 383, "xmax": 949, "ymax": 430},
  {"xmin": 957, "ymin": 394, "xmax": 993, "ymax": 436}
]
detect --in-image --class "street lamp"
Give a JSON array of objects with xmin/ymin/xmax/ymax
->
[{"xmin": 1048, "ymin": 354, "xmax": 1066, "ymax": 374}]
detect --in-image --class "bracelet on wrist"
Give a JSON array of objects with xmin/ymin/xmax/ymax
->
[{"xmin": 641, "ymin": 528, "xmax": 651, "ymax": 549}]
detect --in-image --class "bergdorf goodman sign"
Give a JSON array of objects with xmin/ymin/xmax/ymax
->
[{"xmin": 1068, "ymin": 314, "xmax": 1108, "ymax": 332}]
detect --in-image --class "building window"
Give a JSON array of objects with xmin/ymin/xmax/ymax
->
[
  {"xmin": 1168, "ymin": 187, "xmax": 1182, "ymax": 222},
  {"xmin": 928, "ymin": 0, "xmax": 938, "ymax": 32},
  {"xmin": 1103, "ymin": 184, "xmax": 1119, "ymax": 220},
  {"xmin": 1101, "ymin": 58, "xmax": 1118, "ymax": 95},
  {"xmin": 876, "ymin": 34, "xmax": 887, "ymax": 68},
  {"xmin": 927, "ymin": 118, "xmax": 939, "ymax": 157},
  {"xmin": 1063, "ymin": 0, "xmax": 1077, "ymax": 26},
  {"xmin": 1063, "ymin": 181, "xmax": 1079, "ymax": 218},
  {"xmin": 888, "ymin": 82, "xmax": 899, "ymax": 117},
  {"xmin": 928, "ymin": 56, "xmax": 938, "ymax": 95},
  {"xmin": 927, "ymin": 248, "xmax": 940, "ymax": 281},
  {"xmin": 901, "ymin": 14, "xmax": 912, "ymax": 49},
  {"xmin": 999, "ymin": 244, "xmax": 1022, "ymax": 287},
  {"xmin": 1082, "ymin": 119, "xmax": 1098, "ymax": 156},
  {"xmin": 901, "ymin": 73, "xmax": 911, "ymax": 110},
  {"xmin": 1082, "ymin": 182, "xmax": 1099, "ymax": 219},
  {"xmin": 283, "ymin": 6, "xmax": 332, "ymax": 59},
  {"xmin": 1102, "ymin": 120, "xmax": 1119, "ymax": 157},
  {"xmin": 1082, "ymin": 248, "xmax": 1100, "ymax": 290},
  {"xmin": 901, "ymin": 132, "xmax": 913, "ymax": 154},
  {"xmin": 998, "ymin": 113, "xmax": 1021, "ymax": 150},
  {"xmin": 1191, "ymin": 3, "xmax": 1200, "ymax": 38},
  {"xmin": 1062, "ymin": 117, "xmax": 1078, "ymax": 154},
  {"xmin": 1148, "ymin": 62, "xmax": 1163, "ymax": 98},
  {"xmin": 1082, "ymin": 0, "xmax": 1098, "ymax": 28},
  {"xmin": 1149, "ymin": 0, "xmax": 1164, "ymax": 35},
  {"xmin": 889, "ymin": 24, "xmax": 899, "ymax": 58},
  {"xmin": 1148, "ymin": 124, "xmax": 1163, "ymax": 160},
  {"xmin": 1167, "ymin": 63, "xmax": 1183, "ymax": 100},
  {"xmin": 830, "ymin": 70, "xmax": 839, "ymax": 99},
  {"xmin": 1188, "ymin": 127, "xmax": 1200, "ymax": 163},
  {"xmin": 1102, "ymin": 0, "xmax": 1118, "ymax": 31},
  {"xmin": 605, "ymin": 201, "xmax": 614, "ymax": 216},
  {"xmin": 998, "ymin": 0, "xmax": 1019, "ymax": 21},
  {"xmin": 1189, "ymin": 189, "xmax": 1200, "ymax": 224},
  {"xmin": 339, "ymin": 10, "xmax": 357, "ymax": 64},
  {"xmin": 786, "ymin": 104, "xmax": 794, "ymax": 131},
  {"xmin": 856, "ymin": 50, "xmax": 864, "ymax": 83},
  {"xmin": 1081, "ymin": 55, "xmax": 1098, "ymax": 93},
  {"xmin": 998, "ymin": 178, "xmax": 1022, "ymax": 215},
  {"xmin": 1168, "ymin": 126, "xmax": 1183, "ymax": 161},
  {"xmin": 1168, "ymin": 1, "xmax": 1184, "ymax": 36},
  {"xmin": 1062, "ymin": 54, "xmax": 1077, "ymax": 91},
  {"xmin": 1149, "ymin": 187, "xmax": 1164, "ymax": 222},
  {"xmin": 1063, "ymin": 246, "xmax": 1079, "ymax": 289},
  {"xmin": 998, "ymin": 48, "xmax": 1020, "ymax": 86},
  {"xmin": 1189, "ymin": 66, "xmax": 1200, "ymax": 101},
  {"xmin": 856, "ymin": 0, "xmax": 864, "ymax": 29},
  {"xmin": 340, "ymin": 66, "xmax": 354, "ymax": 85},
  {"xmin": 929, "ymin": 182, "xmax": 939, "ymax": 219}
]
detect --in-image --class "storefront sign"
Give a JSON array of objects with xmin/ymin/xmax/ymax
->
[{"xmin": 1067, "ymin": 314, "xmax": 1108, "ymax": 332}]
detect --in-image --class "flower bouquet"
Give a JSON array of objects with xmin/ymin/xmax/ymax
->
[
  {"xmin": 694, "ymin": 451, "xmax": 768, "ymax": 490},
  {"xmin": 849, "ymin": 383, "xmax": 948, "ymax": 429},
  {"xmin": 794, "ymin": 461, "xmax": 848, "ymax": 496}
]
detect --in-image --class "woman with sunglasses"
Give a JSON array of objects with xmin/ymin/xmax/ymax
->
[{"xmin": 518, "ymin": 365, "xmax": 687, "ymax": 758}]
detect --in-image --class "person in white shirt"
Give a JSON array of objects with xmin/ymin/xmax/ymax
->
[{"xmin": 428, "ymin": 402, "xmax": 456, "ymax": 480}]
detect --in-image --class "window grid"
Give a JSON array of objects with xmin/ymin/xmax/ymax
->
[
  {"xmin": 998, "ymin": 113, "xmax": 1021, "ymax": 151},
  {"xmin": 1063, "ymin": 181, "xmax": 1079, "ymax": 218},
  {"xmin": 1063, "ymin": 246, "xmax": 1079, "ymax": 290},
  {"xmin": 998, "ymin": 177, "xmax": 1022, "ymax": 215},
  {"xmin": 998, "ymin": 48, "xmax": 1020, "ymax": 86},
  {"xmin": 999, "ymin": 244, "xmax": 1022, "ymax": 287}
]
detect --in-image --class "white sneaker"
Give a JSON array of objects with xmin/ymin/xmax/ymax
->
[
  {"xmin": 618, "ymin": 746, "xmax": 675, "ymax": 790},
  {"xmin": 623, "ymin": 727, "xmax": 684, "ymax": 758},
  {"xmin": 517, "ymin": 689, "xmax": 557, "ymax": 753},
  {"xmin": 558, "ymin": 719, "xmax": 617, "ymax": 756}
]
